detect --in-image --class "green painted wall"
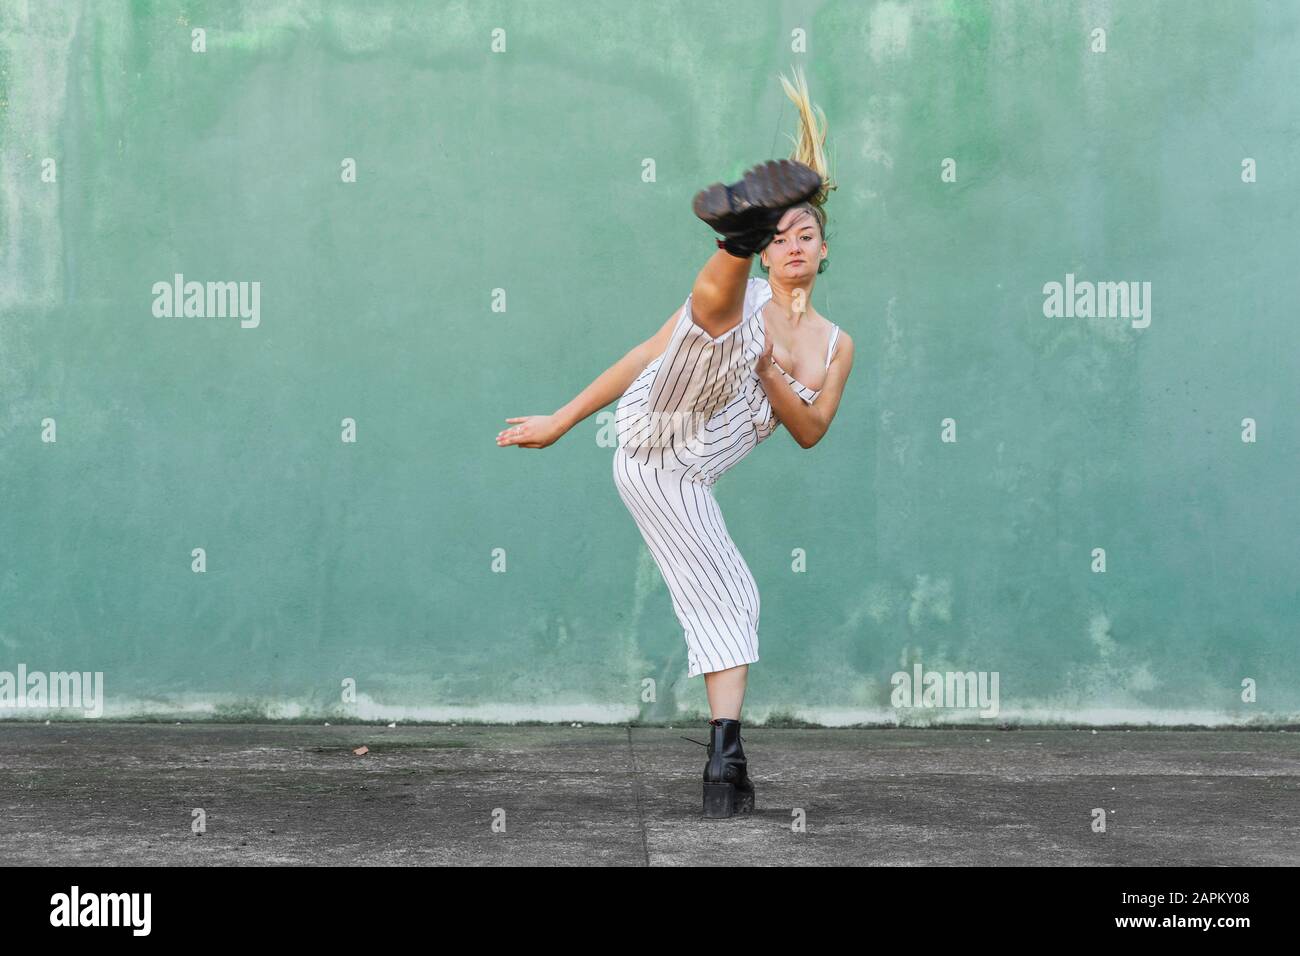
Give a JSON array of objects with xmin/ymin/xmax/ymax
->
[{"xmin": 2, "ymin": 1, "xmax": 1297, "ymax": 725}]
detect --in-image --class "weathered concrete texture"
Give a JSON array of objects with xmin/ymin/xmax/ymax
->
[{"xmin": 1, "ymin": 723, "xmax": 1296, "ymax": 866}]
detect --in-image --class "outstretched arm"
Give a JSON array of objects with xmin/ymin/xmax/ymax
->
[
  {"xmin": 758, "ymin": 331, "xmax": 855, "ymax": 449},
  {"xmin": 497, "ymin": 306, "xmax": 683, "ymax": 448}
]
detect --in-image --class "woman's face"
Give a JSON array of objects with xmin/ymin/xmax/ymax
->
[{"xmin": 761, "ymin": 206, "xmax": 825, "ymax": 279}]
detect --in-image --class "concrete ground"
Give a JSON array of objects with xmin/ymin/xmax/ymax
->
[{"xmin": 1, "ymin": 723, "xmax": 1296, "ymax": 866}]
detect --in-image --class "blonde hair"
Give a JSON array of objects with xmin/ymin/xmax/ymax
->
[{"xmin": 765, "ymin": 65, "xmax": 836, "ymax": 274}]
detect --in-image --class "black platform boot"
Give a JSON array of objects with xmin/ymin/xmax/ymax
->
[
  {"xmin": 692, "ymin": 159, "xmax": 822, "ymax": 259},
  {"xmin": 682, "ymin": 717, "xmax": 755, "ymax": 818}
]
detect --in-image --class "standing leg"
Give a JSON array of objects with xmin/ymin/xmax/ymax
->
[
  {"xmin": 612, "ymin": 450, "xmax": 759, "ymax": 675},
  {"xmin": 704, "ymin": 664, "xmax": 748, "ymax": 719}
]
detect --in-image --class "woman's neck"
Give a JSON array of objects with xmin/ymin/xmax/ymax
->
[{"xmin": 766, "ymin": 278, "xmax": 815, "ymax": 326}]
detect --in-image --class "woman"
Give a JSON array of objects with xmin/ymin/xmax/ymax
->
[{"xmin": 496, "ymin": 68, "xmax": 854, "ymax": 818}]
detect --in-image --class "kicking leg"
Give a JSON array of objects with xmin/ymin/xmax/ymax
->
[{"xmin": 690, "ymin": 158, "xmax": 821, "ymax": 334}]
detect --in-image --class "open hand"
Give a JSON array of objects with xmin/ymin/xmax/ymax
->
[{"xmin": 496, "ymin": 414, "xmax": 564, "ymax": 449}]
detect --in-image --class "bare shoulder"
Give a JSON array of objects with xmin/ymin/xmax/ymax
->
[{"xmin": 827, "ymin": 320, "xmax": 854, "ymax": 362}]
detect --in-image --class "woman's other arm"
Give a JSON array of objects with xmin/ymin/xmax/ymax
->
[
  {"xmin": 496, "ymin": 306, "xmax": 683, "ymax": 448},
  {"xmin": 758, "ymin": 331, "xmax": 855, "ymax": 449}
]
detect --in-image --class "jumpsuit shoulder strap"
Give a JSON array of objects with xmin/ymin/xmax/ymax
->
[{"xmin": 825, "ymin": 324, "xmax": 841, "ymax": 368}]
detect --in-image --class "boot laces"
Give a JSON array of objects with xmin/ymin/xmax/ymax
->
[{"xmin": 679, "ymin": 732, "xmax": 746, "ymax": 747}]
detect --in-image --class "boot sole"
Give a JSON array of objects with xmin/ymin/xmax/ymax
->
[
  {"xmin": 703, "ymin": 781, "xmax": 737, "ymax": 818},
  {"xmin": 702, "ymin": 781, "xmax": 756, "ymax": 818},
  {"xmin": 734, "ymin": 786, "xmax": 755, "ymax": 815},
  {"xmin": 692, "ymin": 159, "xmax": 821, "ymax": 233}
]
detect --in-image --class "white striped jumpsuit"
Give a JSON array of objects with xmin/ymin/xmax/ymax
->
[{"xmin": 612, "ymin": 276, "xmax": 841, "ymax": 677}]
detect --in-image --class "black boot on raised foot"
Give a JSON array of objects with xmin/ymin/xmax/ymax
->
[
  {"xmin": 692, "ymin": 159, "xmax": 822, "ymax": 259},
  {"xmin": 682, "ymin": 717, "xmax": 754, "ymax": 818}
]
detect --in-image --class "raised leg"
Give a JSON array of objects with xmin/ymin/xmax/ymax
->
[
  {"xmin": 689, "ymin": 158, "xmax": 822, "ymax": 333},
  {"xmin": 689, "ymin": 248, "xmax": 753, "ymax": 335}
]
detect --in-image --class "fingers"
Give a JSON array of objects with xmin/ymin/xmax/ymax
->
[
  {"xmin": 497, "ymin": 416, "xmax": 557, "ymax": 448},
  {"xmin": 496, "ymin": 418, "xmax": 529, "ymax": 446}
]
